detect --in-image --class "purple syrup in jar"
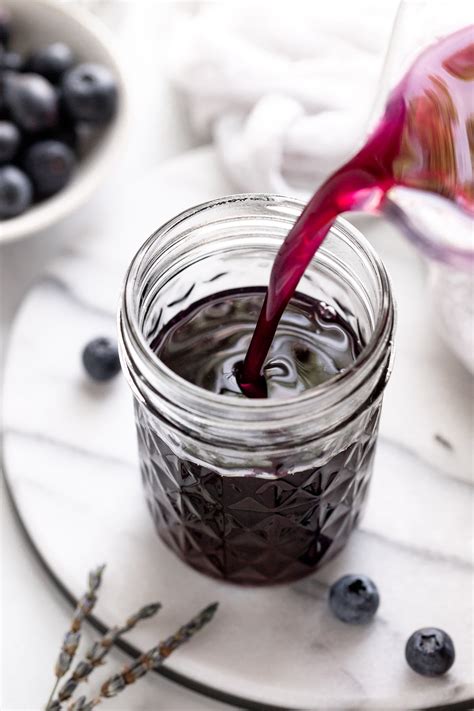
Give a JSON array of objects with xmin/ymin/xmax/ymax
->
[
  {"xmin": 119, "ymin": 196, "xmax": 395, "ymax": 586},
  {"xmin": 152, "ymin": 288, "xmax": 363, "ymax": 399},
  {"xmin": 136, "ymin": 288, "xmax": 381, "ymax": 585}
]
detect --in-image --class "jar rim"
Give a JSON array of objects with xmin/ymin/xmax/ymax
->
[{"xmin": 119, "ymin": 194, "xmax": 394, "ymax": 431}]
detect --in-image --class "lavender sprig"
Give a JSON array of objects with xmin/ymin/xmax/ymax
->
[
  {"xmin": 57, "ymin": 603, "xmax": 161, "ymax": 702},
  {"xmin": 68, "ymin": 603, "xmax": 218, "ymax": 710},
  {"xmin": 46, "ymin": 565, "xmax": 105, "ymax": 710}
]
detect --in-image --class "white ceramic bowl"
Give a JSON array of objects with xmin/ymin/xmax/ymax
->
[{"xmin": 0, "ymin": 0, "xmax": 128, "ymax": 243}]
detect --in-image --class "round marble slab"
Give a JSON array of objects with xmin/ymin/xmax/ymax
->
[{"xmin": 3, "ymin": 147, "xmax": 473, "ymax": 710}]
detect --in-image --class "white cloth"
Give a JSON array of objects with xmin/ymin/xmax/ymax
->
[{"xmin": 170, "ymin": 2, "xmax": 399, "ymax": 196}]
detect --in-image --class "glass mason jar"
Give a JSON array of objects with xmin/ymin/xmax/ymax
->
[{"xmin": 118, "ymin": 195, "xmax": 395, "ymax": 586}]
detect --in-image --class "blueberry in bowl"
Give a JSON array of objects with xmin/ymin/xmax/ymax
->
[
  {"xmin": 0, "ymin": 164, "xmax": 32, "ymax": 218},
  {"xmin": 4, "ymin": 72, "xmax": 59, "ymax": 132},
  {"xmin": 62, "ymin": 63, "xmax": 118, "ymax": 123},
  {"xmin": 0, "ymin": 0, "xmax": 127, "ymax": 242},
  {"xmin": 26, "ymin": 41, "xmax": 74, "ymax": 83},
  {"xmin": 24, "ymin": 140, "xmax": 76, "ymax": 197},
  {"xmin": 0, "ymin": 120, "xmax": 20, "ymax": 161}
]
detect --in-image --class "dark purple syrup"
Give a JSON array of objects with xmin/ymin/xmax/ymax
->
[
  {"xmin": 138, "ymin": 412, "xmax": 379, "ymax": 584},
  {"xmin": 138, "ymin": 290, "xmax": 377, "ymax": 585},
  {"xmin": 153, "ymin": 288, "xmax": 363, "ymax": 400},
  {"xmin": 241, "ymin": 27, "xmax": 474, "ymax": 396}
]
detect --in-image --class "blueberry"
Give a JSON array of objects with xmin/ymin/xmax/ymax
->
[
  {"xmin": 27, "ymin": 42, "xmax": 74, "ymax": 83},
  {"xmin": 0, "ymin": 120, "xmax": 20, "ymax": 162},
  {"xmin": 23, "ymin": 91, "xmax": 79, "ymax": 151},
  {"xmin": 405, "ymin": 628, "xmax": 455, "ymax": 677},
  {"xmin": 329, "ymin": 574, "xmax": 380, "ymax": 624},
  {"xmin": 62, "ymin": 63, "xmax": 117, "ymax": 123},
  {"xmin": 5, "ymin": 73, "xmax": 58, "ymax": 132},
  {"xmin": 0, "ymin": 165, "xmax": 32, "ymax": 218},
  {"xmin": 0, "ymin": 6, "xmax": 12, "ymax": 47},
  {"xmin": 24, "ymin": 140, "xmax": 75, "ymax": 197},
  {"xmin": 0, "ymin": 47, "xmax": 24, "ymax": 72},
  {"xmin": 82, "ymin": 338, "xmax": 121, "ymax": 382}
]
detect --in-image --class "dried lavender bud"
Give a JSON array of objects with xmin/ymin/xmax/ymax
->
[
  {"xmin": 88, "ymin": 565, "xmax": 106, "ymax": 594},
  {"xmin": 71, "ymin": 594, "xmax": 96, "ymax": 632},
  {"xmin": 101, "ymin": 673, "xmax": 127, "ymax": 698},
  {"xmin": 73, "ymin": 660, "xmax": 93, "ymax": 680},
  {"xmin": 46, "ymin": 701, "xmax": 62, "ymax": 711},
  {"xmin": 63, "ymin": 632, "xmax": 81, "ymax": 656},
  {"xmin": 128, "ymin": 658, "xmax": 151, "ymax": 680},
  {"xmin": 68, "ymin": 696, "xmax": 94, "ymax": 711},
  {"xmin": 55, "ymin": 650, "xmax": 73, "ymax": 678},
  {"xmin": 126, "ymin": 602, "xmax": 162, "ymax": 628},
  {"xmin": 56, "ymin": 677, "xmax": 77, "ymax": 702}
]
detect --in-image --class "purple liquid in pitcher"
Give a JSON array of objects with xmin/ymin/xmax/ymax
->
[
  {"xmin": 241, "ymin": 26, "xmax": 474, "ymax": 396},
  {"xmin": 140, "ymin": 290, "xmax": 380, "ymax": 584}
]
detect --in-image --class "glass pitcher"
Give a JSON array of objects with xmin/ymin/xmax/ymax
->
[{"xmin": 374, "ymin": 0, "xmax": 473, "ymax": 371}]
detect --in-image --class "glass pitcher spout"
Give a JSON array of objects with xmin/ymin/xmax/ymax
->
[{"xmin": 368, "ymin": 3, "xmax": 474, "ymax": 266}]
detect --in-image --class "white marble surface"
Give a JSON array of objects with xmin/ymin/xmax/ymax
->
[{"xmin": 3, "ymin": 146, "xmax": 473, "ymax": 710}]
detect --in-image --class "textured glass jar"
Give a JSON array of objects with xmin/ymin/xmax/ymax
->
[{"xmin": 118, "ymin": 195, "xmax": 395, "ymax": 585}]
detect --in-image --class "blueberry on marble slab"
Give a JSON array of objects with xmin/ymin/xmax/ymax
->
[
  {"xmin": 329, "ymin": 574, "xmax": 379, "ymax": 624},
  {"xmin": 82, "ymin": 338, "xmax": 121, "ymax": 382},
  {"xmin": 405, "ymin": 628, "xmax": 455, "ymax": 676}
]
